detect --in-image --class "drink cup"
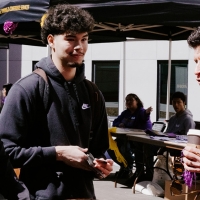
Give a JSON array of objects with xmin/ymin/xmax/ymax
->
[{"xmin": 187, "ymin": 129, "xmax": 200, "ymax": 148}]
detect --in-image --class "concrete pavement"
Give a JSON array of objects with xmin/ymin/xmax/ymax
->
[{"xmin": 93, "ymin": 164, "xmax": 164, "ymax": 200}]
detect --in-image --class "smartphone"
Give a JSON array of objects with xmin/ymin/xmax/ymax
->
[
  {"xmin": 95, "ymin": 159, "xmax": 107, "ymax": 164},
  {"xmin": 86, "ymin": 153, "xmax": 105, "ymax": 179}
]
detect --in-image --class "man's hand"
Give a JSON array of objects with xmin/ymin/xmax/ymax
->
[
  {"xmin": 93, "ymin": 158, "xmax": 114, "ymax": 178},
  {"xmin": 55, "ymin": 146, "xmax": 91, "ymax": 171},
  {"xmin": 182, "ymin": 146, "xmax": 200, "ymax": 173},
  {"xmin": 146, "ymin": 106, "xmax": 153, "ymax": 114}
]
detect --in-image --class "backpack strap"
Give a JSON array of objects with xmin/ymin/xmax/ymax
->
[
  {"xmin": 34, "ymin": 68, "xmax": 48, "ymax": 84},
  {"xmin": 33, "ymin": 68, "xmax": 50, "ymax": 112}
]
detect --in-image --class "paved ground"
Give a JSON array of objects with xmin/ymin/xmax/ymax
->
[{"xmin": 93, "ymin": 164, "xmax": 164, "ymax": 200}]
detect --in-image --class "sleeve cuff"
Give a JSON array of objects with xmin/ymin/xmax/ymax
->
[{"xmin": 42, "ymin": 146, "xmax": 56, "ymax": 164}]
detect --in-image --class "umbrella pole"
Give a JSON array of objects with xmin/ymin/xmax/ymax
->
[
  {"xmin": 123, "ymin": 41, "xmax": 126, "ymax": 111},
  {"xmin": 166, "ymin": 39, "xmax": 172, "ymax": 120},
  {"xmin": 6, "ymin": 49, "xmax": 9, "ymax": 83}
]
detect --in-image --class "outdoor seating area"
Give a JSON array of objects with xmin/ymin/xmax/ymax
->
[
  {"xmin": 108, "ymin": 127, "xmax": 200, "ymax": 200},
  {"xmin": 1, "ymin": 1, "xmax": 200, "ymax": 200}
]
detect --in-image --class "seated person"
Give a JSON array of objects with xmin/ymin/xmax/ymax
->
[
  {"xmin": 0, "ymin": 140, "xmax": 30, "ymax": 199},
  {"xmin": 112, "ymin": 93, "xmax": 152, "ymax": 129},
  {"xmin": 134, "ymin": 91, "xmax": 196, "ymax": 184},
  {"xmin": 159, "ymin": 91, "xmax": 195, "ymax": 156},
  {"xmin": 165, "ymin": 91, "xmax": 195, "ymax": 135},
  {"xmin": 107, "ymin": 93, "xmax": 153, "ymax": 179}
]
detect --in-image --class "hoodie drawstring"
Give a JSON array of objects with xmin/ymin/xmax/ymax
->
[{"xmin": 64, "ymin": 82, "xmax": 79, "ymax": 132}]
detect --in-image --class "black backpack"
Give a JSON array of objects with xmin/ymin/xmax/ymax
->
[{"xmin": 33, "ymin": 68, "xmax": 102, "ymax": 133}]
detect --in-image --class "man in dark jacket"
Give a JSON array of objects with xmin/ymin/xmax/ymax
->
[{"xmin": 0, "ymin": 4, "xmax": 113, "ymax": 200}]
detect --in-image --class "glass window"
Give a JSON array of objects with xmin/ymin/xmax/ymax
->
[
  {"xmin": 157, "ymin": 60, "xmax": 188, "ymax": 120},
  {"xmin": 32, "ymin": 61, "xmax": 38, "ymax": 71},
  {"xmin": 92, "ymin": 61, "xmax": 119, "ymax": 116}
]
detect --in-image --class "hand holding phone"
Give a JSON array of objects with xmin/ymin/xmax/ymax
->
[
  {"xmin": 86, "ymin": 153, "xmax": 105, "ymax": 179},
  {"xmin": 95, "ymin": 158, "xmax": 107, "ymax": 164}
]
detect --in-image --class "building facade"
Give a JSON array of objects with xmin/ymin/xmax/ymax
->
[{"xmin": 0, "ymin": 40, "xmax": 199, "ymax": 123}]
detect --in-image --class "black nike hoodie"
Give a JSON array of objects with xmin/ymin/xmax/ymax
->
[{"xmin": 0, "ymin": 56, "xmax": 108, "ymax": 200}]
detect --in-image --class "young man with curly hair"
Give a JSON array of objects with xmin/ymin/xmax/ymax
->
[{"xmin": 0, "ymin": 4, "xmax": 113, "ymax": 200}]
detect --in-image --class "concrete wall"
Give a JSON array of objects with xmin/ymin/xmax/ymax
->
[
  {"xmin": 0, "ymin": 40, "xmax": 199, "ymax": 122},
  {"xmin": 21, "ymin": 45, "xmax": 47, "ymax": 77},
  {"xmin": 85, "ymin": 40, "xmax": 200, "ymax": 122}
]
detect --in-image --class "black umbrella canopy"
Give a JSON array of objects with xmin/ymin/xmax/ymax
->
[
  {"xmin": 72, "ymin": 0, "xmax": 200, "ymax": 41},
  {"xmin": 0, "ymin": 0, "xmax": 49, "ymax": 46},
  {"xmin": 0, "ymin": 0, "xmax": 200, "ymax": 46},
  {"xmin": 0, "ymin": 0, "xmax": 50, "ymax": 23}
]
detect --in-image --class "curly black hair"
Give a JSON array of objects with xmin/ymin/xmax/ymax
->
[
  {"xmin": 41, "ymin": 4, "xmax": 94, "ymax": 44},
  {"xmin": 187, "ymin": 27, "xmax": 200, "ymax": 48},
  {"xmin": 171, "ymin": 91, "xmax": 186, "ymax": 103}
]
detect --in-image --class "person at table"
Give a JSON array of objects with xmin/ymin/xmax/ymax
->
[
  {"xmin": 154, "ymin": 91, "xmax": 195, "ymax": 156},
  {"xmin": 157, "ymin": 91, "xmax": 195, "ymax": 157},
  {"xmin": 132, "ymin": 91, "xmax": 195, "ymax": 185},
  {"xmin": 182, "ymin": 27, "xmax": 200, "ymax": 172},
  {"xmin": 112, "ymin": 93, "xmax": 152, "ymax": 129},
  {"xmin": 165, "ymin": 91, "xmax": 195, "ymax": 135},
  {"xmin": 107, "ymin": 93, "xmax": 153, "ymax": 180}
]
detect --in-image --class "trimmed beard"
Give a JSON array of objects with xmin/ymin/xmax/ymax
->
[{"xmin": 67, "ymin": 60, "xmax": 84, "ymax": 68}]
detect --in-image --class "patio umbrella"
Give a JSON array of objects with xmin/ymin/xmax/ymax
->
[
  {"xmin": 0, "ymin": 0, "xmax": 199, "ymax": 45},
  {"xmin": 1, "ymin": 0, "xmax": 200, "ymax": 118},
  {"xmin": 0, "ymin": 0, "xmax": 50, "ymax": 46}
]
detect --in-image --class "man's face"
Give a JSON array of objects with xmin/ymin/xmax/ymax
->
[
  {"xmin": 49, "ymin": 32, "xmax": 88, "ymax": 67},
  {"xmin": 172, "ymin": 98, "xmax": 185, "ymax": 114},
  {"xmin": 193, "ymin": 46, "xmax": 200, "ymax": 85}
]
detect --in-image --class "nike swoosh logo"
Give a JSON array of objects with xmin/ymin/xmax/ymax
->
[{"xmin": 82, "ymin": 104, "xmax": 91, "ymax": 110}]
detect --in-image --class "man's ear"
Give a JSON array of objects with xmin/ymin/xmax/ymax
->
[{"xmin": 47, "ymin": 34, "xmax": 54, "ymax": 48}]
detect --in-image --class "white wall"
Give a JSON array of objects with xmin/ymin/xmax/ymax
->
[
  {"xmin": 21, "ymin": 45, "xmax": 47, "ymax": 77},
  {"xmin": 16, "ymin": 40, "xmax": 200, "ymax": 122}
]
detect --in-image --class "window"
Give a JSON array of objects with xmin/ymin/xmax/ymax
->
[
  {"xmin": 32, "ymin": 61, "xmax": 38, "ymax": 71},
  {"xmin": 157, "ymin": 60, "xmax": 188, "ymax": 120},
  {"xmin": 92, "ymin": 61, "xmax": 119, "ymax": 116}
]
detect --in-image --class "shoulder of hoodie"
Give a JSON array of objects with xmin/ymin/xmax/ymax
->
[
  {"xmin": 170, "ymin": 110, "xmax": 194, "ymax": 121},
  {"xmin": 12, "ymin": 72, "xmax": 45, "ymax": 98},
  {"xmin": 182, "ymin": 111, "xmax": 195, "ymax": 123},
  {"xmin": 180, "ymin": 109, "xmax": 194, "ymax": 119}
]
